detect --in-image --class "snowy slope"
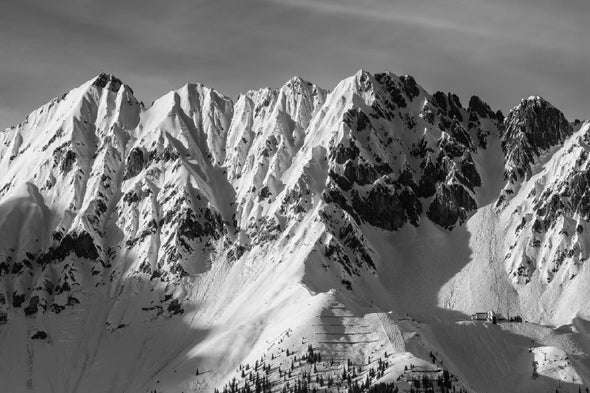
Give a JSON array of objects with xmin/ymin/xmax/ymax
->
[{"xmin": 0, "ymin": 71, "xmax": 589, "ymax": 393}]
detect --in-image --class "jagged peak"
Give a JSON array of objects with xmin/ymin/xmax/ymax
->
[
  {"xmin": 176, "ymin": 82, "xmax": 233, "ymax": 105},
  {"xmin": 236, "ymin": 77, "xmax": 322, "ymax": 104},
  {"xmin": 3, "ymin": 73, "xmax": 136, "ymax": 132},
  {"xmin": 328, "ymin": 69, "xmax": 374, "ymax": 98},
  {"xmin": 178, "ymin": 81, "xmax": 226, "ymax": 97},
  {"xmin": 141, "ymin": 82, "xmax": 231, "ymax": 119},
  {"xmin": 353, "ymin": 68, "xmax": 372, "ymax": 79},
  {"xmin": 504, "ymin": 96, "xmax": 570, "ymax": 133},
  {"xmin": 280, "ymin": 76, "xmax": 311, "ymax": 93},
  {"xmin": 280, "ymin": 76, "xmax": 327, "ymax": 99},
  {"xmin": 468, "ymin": 95, "xmax": 497, "ymax": 120},
  {"xmin": 510, "ymin": 95, "xmax": 558, "ymax": 113},
  {"xmin": 499, "ymin": 94, "xmax": 573, "ymax": 184},
  {"xmin": 239, "ymin": 85, "xmax": 275, "ymax": 103},
  {"xmin": 353, "ymin": 69, "xmax": 418, "ymax": 86},
  {"xmin": 179, "ymin": 81, "xmax": 206, "ymax": 91},
  {"xmin": 91, "ymin": 72, "xmax": 128, "ymax": 94},
  {"xmin": 283, "ymin": 75, "xmax": 312, "ymax": 88},
  {"xmin": 352, "ymin": 69, "xmax": 375, "ymax": 88},
  {"xmin": 338, "ymin": 69, "xmax": 428, "ymax": 107},
  {"xmin": 505, "ymin": 96, "xmax": 570, "ymax": 130}
]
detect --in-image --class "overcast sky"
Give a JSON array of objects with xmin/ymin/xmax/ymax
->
[{"xmin": 1, "ymin": 0, "xmax": 588, "ymax": 127}]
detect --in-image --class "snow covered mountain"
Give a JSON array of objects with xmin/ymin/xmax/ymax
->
[{"xmin": 0, "ymin": 71, "xmax": 589, "ymax": 393}]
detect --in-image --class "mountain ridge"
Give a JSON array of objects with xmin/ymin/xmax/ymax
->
[{"xmin": 0, "ymin": 70, "xmax": 589, "ymax": 393}]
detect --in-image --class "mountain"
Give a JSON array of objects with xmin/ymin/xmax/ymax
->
[{"xmin": 0, "ymin": 71, "xmax": 589, "ymax": 393}]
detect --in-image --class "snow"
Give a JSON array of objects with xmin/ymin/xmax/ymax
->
[{"xmin": 0, "ymin": 71, "xmax": 588, "ymax": 393}]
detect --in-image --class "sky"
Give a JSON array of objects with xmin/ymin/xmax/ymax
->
[{"xmin": 0, "ymin": 0, "xmax": 588, "ymax": 127}]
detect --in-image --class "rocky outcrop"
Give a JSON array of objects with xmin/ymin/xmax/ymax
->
[
  {"xmin": 93, "ymin": 72, "xmax": 124, "ymax": 93},
  {"xmin": 123, "ymin": 147, "xmax": 145, "ymax": 180},
  {"xmin": 38, "ymin": 231, "xmax": 100, "ymax": 264},
  {"xmin": 321, "ymin": 73, "xmax": 500, "ymax": 231},
  {"xmin": 427, "ymin": 183, "xmax": 477, "ymax": 228},
  {"xmin": 501, "ymin": 96, "xmax": 572, "ymax": 182}
]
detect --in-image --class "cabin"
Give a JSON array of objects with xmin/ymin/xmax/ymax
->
[
  {"xmin": 470, "ymin": 311, "xmax": 506, "ymax": 323},
  {"xmin": 470, "ymin": 312, "xmax": 488, "ymax": 321}
]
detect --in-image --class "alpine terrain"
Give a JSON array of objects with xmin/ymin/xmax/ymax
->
[{"xmin": 1, "ymin": 71, "xmax": 589, "ymax": 393}]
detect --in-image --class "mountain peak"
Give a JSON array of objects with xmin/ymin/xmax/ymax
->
[
  {"xmin": 2, "ymin": 69, "xmax": 588, "ymax": 393},
  {"xmin": 524, "ymin": 95, "xmax": 545, "ymax": 102},
  {"xmin": 281, "ymin": 75, "xmax": 321, "ymax": 93},
  {"xmin": 285, "ymin": 75, "xmax": 307, "ymax": 85},
  {"xmin": 500, "ymin": 95, "xmax": 573, "ymax": 183},
  {"xmin": 509, "ymin": 95, "xmax": 567, "ymax": 124},
  {"xmin": 353, "ymin": 68, "xmax": 372, "ymax": 78},
  {"xmin": 91, "ymin": 72, "xmax": 126, "ymax": 94},
  {"xmin": 516, "ymin": 95, "xmax": 556, "ymax": 110}
]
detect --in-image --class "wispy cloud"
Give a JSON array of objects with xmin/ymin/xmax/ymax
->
[
  {"xmin": 266, "ymin": 0, "xmax": 586, "ymax": 52},
  {"xmin": 0, "ymin": 0, "xmax": 587, "ymax": 127}
]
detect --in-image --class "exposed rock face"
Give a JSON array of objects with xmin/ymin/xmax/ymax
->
[
  {"xmin": 501, "ymin": 96, "xmax": 573, "ymax": 182},
  {"xmin": 318, "ymin": 71, "xmax": 501, "ymax": 234},
  {"xmin": 123, "ymin": 147, "xmax": 145, "ymax": 180},
  {"xmin": 467, "ymin": 95, "xmax": 503, "ymax": 148},
  {"xmin": 37, "ymin": 231, "xmax": 100, "ymax": 263},
  {"xmin": 427, "ymin": 183, "xmax": 478, "ymax": 228},
  {"xmin": 2, "ymin": 69, "xmax": 500, "ymax": 327},
  {"xmin": 0, "ymin": 70, "xmax": 587, "ymax": 393},
  {"xmin": 496, "ymin": 97, "xmax": 573, "ymax": 212},
  {"xmin": 500, "ymin": 120, "xmax": 590, "ymax": 286},
  {"xmin": 30, "ymin": 330, "xmax": 48, "ymax": 340},
  {"xmin": 93, "ymin": 72, "xmax": 124, "ymax": 93}
]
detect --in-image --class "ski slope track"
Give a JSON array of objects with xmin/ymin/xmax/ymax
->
[{"xmin": 0, "ymin": 71, "xmax": 589, "ymax": 393}]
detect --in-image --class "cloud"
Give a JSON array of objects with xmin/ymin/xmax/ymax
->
[{"xmin": 265, "ymin": 0, "xmax": 586, "ymax": 53}]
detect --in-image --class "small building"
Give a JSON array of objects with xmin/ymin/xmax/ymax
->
[
  {"xmin": 471, "ymin": 312, "xmax": 488, "ymax": 321},
  {"xmin": 471, "ymin": 311, "xmax": 505, "ymax": 323},
  {"xmin": 488, "ymin": 311, "xmax": 506, "ymax": 323}
]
